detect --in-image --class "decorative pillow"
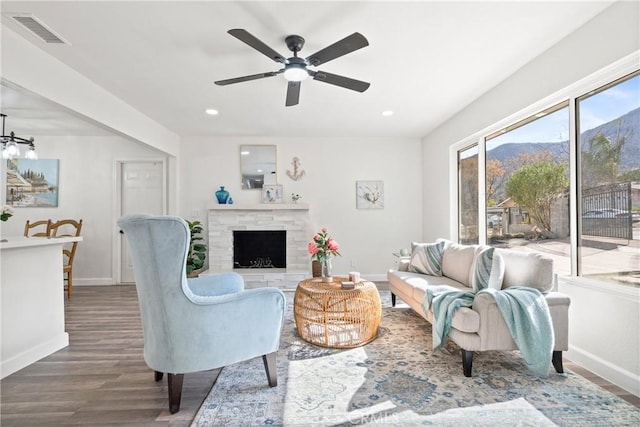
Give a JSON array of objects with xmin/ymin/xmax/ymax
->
[
  {"xmin": 471, "ymin": 246, "xmax": 505, "ymax": 292},
  {"xmin": 441, "ymin": 241, "xmax": 478, "ymax": 286},
  {"xmin": 409, "ymin": 241, "xmax": 445, "ymax": 276}
]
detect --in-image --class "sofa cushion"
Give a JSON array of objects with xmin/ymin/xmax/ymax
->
[
  {"xmin": 409, "ymin": 241, "xmax": 445, "ymax": 276},
  {"xmin": 440, "ymin": 240, "xmax": 477, "ymax": 286},
  {"xmin": 497, "ymin": 249, "xmax": 554, "ymax": 293},
  {"xmin": 471, "ymin": 246, "xmax": 505, "ymax": 291},
  {"xmin": 399, "ymin": 272, "xmax": 479, "ymax": 333}
]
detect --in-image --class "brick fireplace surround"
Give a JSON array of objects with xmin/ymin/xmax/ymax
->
[{"xmin": 207, "ymin": 203, "xmax": 311, "ymax": 289}]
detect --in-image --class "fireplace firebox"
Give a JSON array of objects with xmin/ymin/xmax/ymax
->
[{"xmin": 233, "ymin": 230, "xmax": 286, "ymax": 269}]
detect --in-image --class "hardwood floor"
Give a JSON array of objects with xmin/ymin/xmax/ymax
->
[
  {"xmin": 1, "ymin": 285, "xmax": 638, "ymax": 426},
  {"xmin": 1, "ymin": 285, "xmax": 219, "ymax": 426}
]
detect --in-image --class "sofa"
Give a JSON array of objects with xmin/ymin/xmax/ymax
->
[{"xmin": 387, "ymin": 239, "xmax": 570, "ymax": 377}]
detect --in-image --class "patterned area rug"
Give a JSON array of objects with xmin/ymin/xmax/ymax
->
[{"xmin": 192, "ymin": 291, "xmax": 639, "ymax": 426}]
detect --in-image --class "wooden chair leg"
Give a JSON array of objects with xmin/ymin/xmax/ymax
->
[
  {"xmin": 262, "ymin": 352, "xmax": 277, "ymax": 387},
  {"xmin": 67, "ymin": 272, "xmax": 72, "ymax": 299},
  {"xmin": 154, "ymin": 371, "xmax": 164, "ymax": 381},
  {"xmin": 167, "ymin": 373, "xmax": 184, "ymax": 414},
  {"xmin": 462, "ymin": 349, "xmax": 473, "ymax": 377}
]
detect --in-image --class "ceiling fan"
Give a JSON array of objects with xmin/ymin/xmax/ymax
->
[{"xmin": 215, "ymin": 29, "xmax": 370, "ymax": 107}]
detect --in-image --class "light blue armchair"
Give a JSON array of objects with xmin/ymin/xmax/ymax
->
[{"xmin": 117, "ymin": 214, "xmax": 286, "ymax": 413}]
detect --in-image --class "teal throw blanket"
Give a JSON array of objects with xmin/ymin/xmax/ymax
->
[{"xmin": 422, "ymin": 285, "xmax": 554, "ymax": 376}]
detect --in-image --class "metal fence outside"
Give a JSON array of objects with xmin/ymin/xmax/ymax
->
[{"xmin": 581, "ymin": 182, "xmax": 633, "ymax": 240}]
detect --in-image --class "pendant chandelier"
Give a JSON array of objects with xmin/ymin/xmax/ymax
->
[{"xmin": 1, "ymin": 113, "xmax": 38, "ymax": 160}]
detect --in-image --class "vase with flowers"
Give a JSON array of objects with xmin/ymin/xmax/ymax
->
[{"xmin": 308, "ymin": 227, "xmax": 341, "ymax": 282}]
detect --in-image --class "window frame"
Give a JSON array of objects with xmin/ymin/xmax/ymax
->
[
  {"xmin": 450, "ymin": 52, "xmax": 639, "ymax": 286},
  {"xmin": 575, "ymin": 69, "xmax": 640, "ymax": 280},
  {"xmin": 457, "ymin": 143, "xmax": 480, "ymax": 244}
]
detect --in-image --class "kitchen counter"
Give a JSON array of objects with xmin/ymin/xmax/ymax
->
[{"xmin": 1, "ymin": 235, "xmax": 82, "ymax": 378}]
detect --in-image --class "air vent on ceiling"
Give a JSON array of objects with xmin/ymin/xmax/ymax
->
[{"xmin": 9, "ymin": 14, "xmax": 69, "ymax": 45}]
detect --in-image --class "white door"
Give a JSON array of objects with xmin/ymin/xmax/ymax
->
[{"xmin": 120, "ymin": 161, "xmax": 165, "ymax": 283}]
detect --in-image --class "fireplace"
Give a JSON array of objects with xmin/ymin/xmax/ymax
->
[
  {"xmin": 208, "ymin": 203, "xmax": 310, "ymax": 288},
  {"xmin": 233, "ymin": 230, "xmax": 286, "ymax": 269}
]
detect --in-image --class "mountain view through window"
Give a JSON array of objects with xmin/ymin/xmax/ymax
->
[{"xmin": 460, "ymin": 71, "xmax": 639, "ymax": 285}]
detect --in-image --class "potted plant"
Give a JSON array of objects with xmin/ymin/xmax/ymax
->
[{"xmin": 186, "ymin": 220, "xmax": 207, "ymax": 277}]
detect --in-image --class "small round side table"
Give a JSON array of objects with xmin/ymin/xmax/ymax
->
[{"xmin": 293, "ymin": 277, "xmax": 382, "ymax": 348}]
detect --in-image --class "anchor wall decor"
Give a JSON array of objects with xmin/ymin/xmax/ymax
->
[{"xmin": 286, "ymin": 156, "xmax": 306, "ymax": 181}]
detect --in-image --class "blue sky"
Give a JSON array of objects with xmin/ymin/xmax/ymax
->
[
  {"xmin": 487, "ymin": 74, "xmax": 639, "ymax": 147},
  {"xmin": 15, "ymin": 159, "xmax": 59, "ymax": 185},
  {"xmin": 580, "ymin": 75, "xmax": 639, "ymax": 130}
]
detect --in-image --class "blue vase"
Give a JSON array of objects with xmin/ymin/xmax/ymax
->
[
  {"xmin": 227, "ymin": 197, "xmax": 234, "ymax": 205},
  {"xmin": 215, "ymin": 186, "xmax": 229, "ymax": 204}
]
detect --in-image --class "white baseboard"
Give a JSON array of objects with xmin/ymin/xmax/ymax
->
[
  {"xmin": 567, "ymin": 345, "xmax": 640, "ymax": 397},
  {"xmin": 365, "ymin": 273, "xmax": 388, "ymax": 282},
  {"xmin": 72, "ymin": 274, "xmax": 389, "ymax": 287},
  {"xmin": 1, "ymin": 333, "xmax": 69, "ymax": 379},
  {"xmin": 73, "ymin": 278, "xmax": 117, "ymax": 286}
]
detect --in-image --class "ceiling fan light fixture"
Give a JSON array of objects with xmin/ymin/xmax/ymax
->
[
  {"xmin": 283, "ymin": 64, "xmax": 308, "ymax": 82},
  {"xmin": 216, "ymin": 29, "xmax": 370, "ymax": 105}
]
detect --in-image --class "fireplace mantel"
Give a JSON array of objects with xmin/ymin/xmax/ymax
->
[{"xmin": 208, "ymin": 203, "xmax": 309, "ymax": 211}]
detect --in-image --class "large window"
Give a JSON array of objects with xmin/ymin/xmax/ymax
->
[
  {"xmin": 577, "ymin": 72, "xmax": 640, "ymax": 285},
  {"xmin": 456, "ymin": 69, "xmax": 639, "ymax": 286},
  {"xmin": 485, "ymin": 103, "xmax": 571, "ymax": 276}
]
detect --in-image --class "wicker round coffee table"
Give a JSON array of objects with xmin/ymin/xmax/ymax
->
[{"xmin": 294, "ymin": 277, "xmax": 382, "ymax": 348}]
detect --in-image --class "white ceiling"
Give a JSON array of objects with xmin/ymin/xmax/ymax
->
[{"xmin": 0, "ymin": 1, "xmax": 614, "ymax": 140}]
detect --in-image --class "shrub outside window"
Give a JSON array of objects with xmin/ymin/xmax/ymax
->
[{"xmin": 484, "ymin": 103, "xmax": 571, "ymax": 276}]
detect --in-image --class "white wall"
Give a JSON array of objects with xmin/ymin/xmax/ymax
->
[
  {"xmin": 1, "ymin": 136, "xmax": 168, "ymax": 284},
  {"xmin": 559, "ymin": 279, "xmax": 640, "ymax": 396},
  {"xmin": 179, "ymin": 136, "xmax": 423, "ymax": 279},
  {"xmin": 421, "ymin": 1, "xmax": 640, "ymax": 395}
]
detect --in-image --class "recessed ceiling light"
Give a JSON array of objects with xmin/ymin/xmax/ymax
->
[
  {"xmin": 382, "ymin": 110, "xmax": 394, "ymax": 117},
  {"xmin": 205, "ymin": 109, "xmax": 219, "ymax": 115}
]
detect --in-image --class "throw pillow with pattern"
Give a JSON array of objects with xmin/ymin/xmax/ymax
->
[
  {"xmin": 409, "ymin": 241, "xmax": 445, "ymax": 276},
  {"xmin": 471, "ymin": 246, "xmax": 505, "ymax": 292}
]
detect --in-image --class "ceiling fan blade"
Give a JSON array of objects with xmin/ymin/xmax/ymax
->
[
  {"xmin": 285, "ymin": 81, "xmax": 301, "ymax": 107},
  {"xmin": 305, "ymin": 32, "xmax": 369, "ymax": 67},
  {"xmin": 228, "ymin": 29, "xmax": 287, "ymax": 64},
  {"xmin": 312, "ymin": 71, "xmax": 370, "ymax": 92},
  {"xmin": 215, "ymin": 71, "xmax": 280, "ymax": 86}
]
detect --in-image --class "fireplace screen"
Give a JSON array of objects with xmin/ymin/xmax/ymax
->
[{"xmin": 233, "ymin": 230, "xmax": 286, "ymax": 268}]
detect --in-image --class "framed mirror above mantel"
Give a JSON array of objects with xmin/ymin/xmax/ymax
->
[{"xmin": 240, "ymin": 145, "xmax": 277, "ymax": 189}]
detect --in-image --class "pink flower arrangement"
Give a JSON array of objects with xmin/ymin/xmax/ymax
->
[{"xmin": 308, "ymin": 227, "xmax": 341, "ymax": 260}]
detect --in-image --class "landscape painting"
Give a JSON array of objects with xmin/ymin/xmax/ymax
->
[{"xmin": 6, "ymin": 159, "xmax": 59, "ymax": 207}]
